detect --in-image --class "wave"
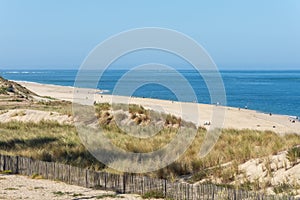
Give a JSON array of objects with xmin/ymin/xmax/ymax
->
[
  {"xmin": 3, "ymin": 71, "xmax": 47, "ymax": 74},
  {"xmin": 102, "ymin": 89, "xmax": 110, "ymax": 93}
]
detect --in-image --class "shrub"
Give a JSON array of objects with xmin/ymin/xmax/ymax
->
[
  {"xmin": 287, "ymin": 146, "xmax": 300, "ymax": 164},
  {"xmin": 273, "ymin": 183, "xmax": 294, "ymax": 194},
  {"xmin": 0, "ymin": 86, "xmax": 8, "ymax": 94}
]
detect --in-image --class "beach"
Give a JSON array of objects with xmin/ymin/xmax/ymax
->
[
  {"xmin": 1, "ymin": 80, "xmax": 299, "ymax": 199},
  {"xmin": 2, "ymin": 1, "xmax": 300, "ymax": 198},
  {"xmin": 17, "ymin": 81, "xmax": 300, "ymax": 135}
]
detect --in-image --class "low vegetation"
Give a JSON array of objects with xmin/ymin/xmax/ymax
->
[
  {"xmin": 1, "ymin": 117, "xmax": 300, "ymax": 182},
  {"xmin": 95, "ymin": 194, "xmax": 119, "ymax": 199},
  {"xmin": 0, "ymin": 76, "xmax": 35, "ymax": 97},
  {"xmin": 1, "ymin": 100, "xmax": 300, "ymax": 195},
  {"xmin": 0, "ymin": 121, "xmax": 105, "ymax": 170},
  {"xmin": 287, "ymin": 145, "xmax": 300, "ymax": 164},
  {"xmin": 10, "ymin": 110, "xmax": 26, "ymax": 117},
  {"xmin": 0, "ymin": 99, "xmax": 72, "ymax": 116},
  {"xmin": 273, "ymin": 183, "xmax": 295, "ymax": 195},
  {"xmin": 0, "ymin": 76, "xmax": 72, "ymax": 116},
  {"xmin": 0, "ymin": 86, "xmax": 9, "ymax": 95},
  {"xmin": 4, "ymin": 187, "xmax": 18, "ymax": 190},
  {"xmin": 36, "ymin": 100, "xmax": 72, "ymax": 116},
  {"xmin": 141, "ymin": 190, "xmax": 165, "ymax": 199}
]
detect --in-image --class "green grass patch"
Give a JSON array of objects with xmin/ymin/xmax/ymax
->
[
  {"xmin": 0, "ymin": 86, "xmax": 8, "ymax": 95},
  {"xmin": 287, "ymin": 146, "xmax": 300, "ymax": 163},
  {"xmin": 95, "ymin": 194, "xmax": 118, "ymax": 199},
  {"xmin": 141, "ymin": 190, "xmax": 165, "ymax": 199},
  {"xmin": 5, "ymin": 187, "xmax": 18, "ymax": 190},
  {"xmin": 0, "ymin": 170, "xmax": 12, "ymax": 174},
  {"xmin": 53, "ymin": 191, "xmax": 69, "ymax": 196},
  {"xmin": 34, "ymin": 187, "xmax": 44, "ymax": 189},
  {"xmin": 72, "ymin": 193, "xmax": 83, "ymax": 197},
  {"xmin": 31, "ymin": 173, "xmax": 43, "ymax": 179}
]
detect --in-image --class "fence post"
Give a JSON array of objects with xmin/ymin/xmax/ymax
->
[
  {"xmin": 3, "ymin": 155, "xmax": 6, "ymax": 171},
  {"xmin": 68, "ymin": 165, "xmax": 71, "ymax": 184},
  {"xmin": 212, "ymin": 185, "xmax": 215, "ymax": 200},
  {"xmin": 234, "ymin": 189, "xmax": 237, "ymax": 200},
  {"xmin": 123, "ymin": 173, "xmax": 126, "ymax": 194},
  {"xmin": 16, "ymin": 156, "xmax": 19, "ymax": 174},
  {"xmin": 104, "ymin": 172, "xmax": 107, "ymax": 190},
  {"xmin": 45, "ymin": 161, "xmax": 48, "ymax": 179},
  {"xmin": 187, "ymin": 183, "xmax": 190, "ymax": 200},
  {"xmin": 85, "ymin": 169, "xmax": 88, "ymax": 188},
  {"xmin": 164, "ymin": 179, "xmax": 167, "ymax": 198}
]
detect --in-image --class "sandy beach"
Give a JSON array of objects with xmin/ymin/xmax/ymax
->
[{"xmin": 17, "ymin": 81, "xmax": 300, "ymax": 135}]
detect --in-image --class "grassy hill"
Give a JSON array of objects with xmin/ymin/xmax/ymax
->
[{"xmin": 0, "ymin": 76, "xmax": 35, "ymax": 98}]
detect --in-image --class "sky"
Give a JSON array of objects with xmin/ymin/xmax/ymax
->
[{"xmin": 0, "ymin": 0, "xmax": 300, "ymax": 70}]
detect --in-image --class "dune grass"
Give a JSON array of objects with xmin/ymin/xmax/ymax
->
[
  {"xmin": 186, "ymin": 129, "xmax": 300, "ymax": 182},
  {"xmin": 0, "ymin": 86, "xmax": 9, "ymax": 95},
  {"xmin": 287, "ymin": 145, "xmax": 300, "ymax": 164},
  {"xmin": 0, "ymin": 120, "xmax": 104, "ymax": 170},
  {"xmin": 1, "ymin": 120, "xmax": 300, "ymax": 180},
  {"xmin": 36, "ymin": 100, "xmax": 72, "ymax": 116},
  {"xmin": 1, "ymin": 102, "xmax": 300, "ymax": 191},
  {"xmin": 0, "ymin": 99, "xmax": 72, "ymax": 116}
]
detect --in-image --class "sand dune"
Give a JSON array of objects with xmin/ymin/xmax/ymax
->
[
  {"xmin": 0, "ymin": 109, "xmax": 72, "ymax": 124},
  {"xmin": 17, "ymin": 81, "xmax": 300, "ymax": 134}
]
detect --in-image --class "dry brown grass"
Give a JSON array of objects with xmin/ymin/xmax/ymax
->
[
  {"xmin": 10, "ymin": 110, "xmax": 26, "ymax": 117},
  {"xmin": 182, "ymin": 129, "xmax": 300, "ymax": 184},
  {"xmin": 0, "ymin": 76, "xmax": 72, "ymax": 116},
  {"xmin": 1, "ymin": 102, "xmax": 300, "ymax": 191},
  {"xmin": 0, "ymin": 120, "xmax": 104, "ymax": 170}
]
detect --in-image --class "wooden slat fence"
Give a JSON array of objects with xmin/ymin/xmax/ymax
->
[{"xmin": 0, "ymin": 154, "xmax": 297, "ymax": 200}]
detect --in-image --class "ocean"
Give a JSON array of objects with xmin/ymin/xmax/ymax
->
[{"xmin": 1, "ymin": 69, "xmax": 299, "ymax": 117}]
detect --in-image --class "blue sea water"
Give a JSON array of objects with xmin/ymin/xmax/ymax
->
[{"xmin": 0, "ymin": 69, "xmax": 299, "ymax": 117}]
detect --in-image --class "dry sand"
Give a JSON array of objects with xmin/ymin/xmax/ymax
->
[
  {"xmin": 0, "ymin": 174, "xmax": 145, "ymax": 200},
  {"xmin": 18, "ymin": 81, "xmax": 300, "ymax": 135},
  {"xmin": 0, "ymin": 109, "xmax": 72, "ymax": 124},
  {"xmin": 238, "ymin": 151, "xmax": 300, "ymax": 198},
  {"xmin": 1, "ymin": 81, "xmax": 298, "ymax": 198}
]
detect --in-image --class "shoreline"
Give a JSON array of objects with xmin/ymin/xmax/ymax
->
[
  {"xmin": 16, "ymin": 80, "xmax": 300, "ymax": 134},
  {"xmin": 11, "ymin": 79, "xmax": 289, "ymax": 116}
]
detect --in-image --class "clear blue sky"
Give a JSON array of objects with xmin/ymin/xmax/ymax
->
[{"xmin": 0, "ymin": 0, "xmax": 300, "ymax": 70}]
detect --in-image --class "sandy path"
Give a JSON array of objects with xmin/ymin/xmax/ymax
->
[
  {"xmin": 0, "ymin": 174, "xmax": 146, "ymax": 200},
  {"xmin": 17, "ymin": 81, "xmax": 300, "ymax": 134}
]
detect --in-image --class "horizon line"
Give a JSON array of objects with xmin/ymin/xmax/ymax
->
[{"xmin": 1, "ymin": 68, "xmax": 300, "ymax": 71}]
